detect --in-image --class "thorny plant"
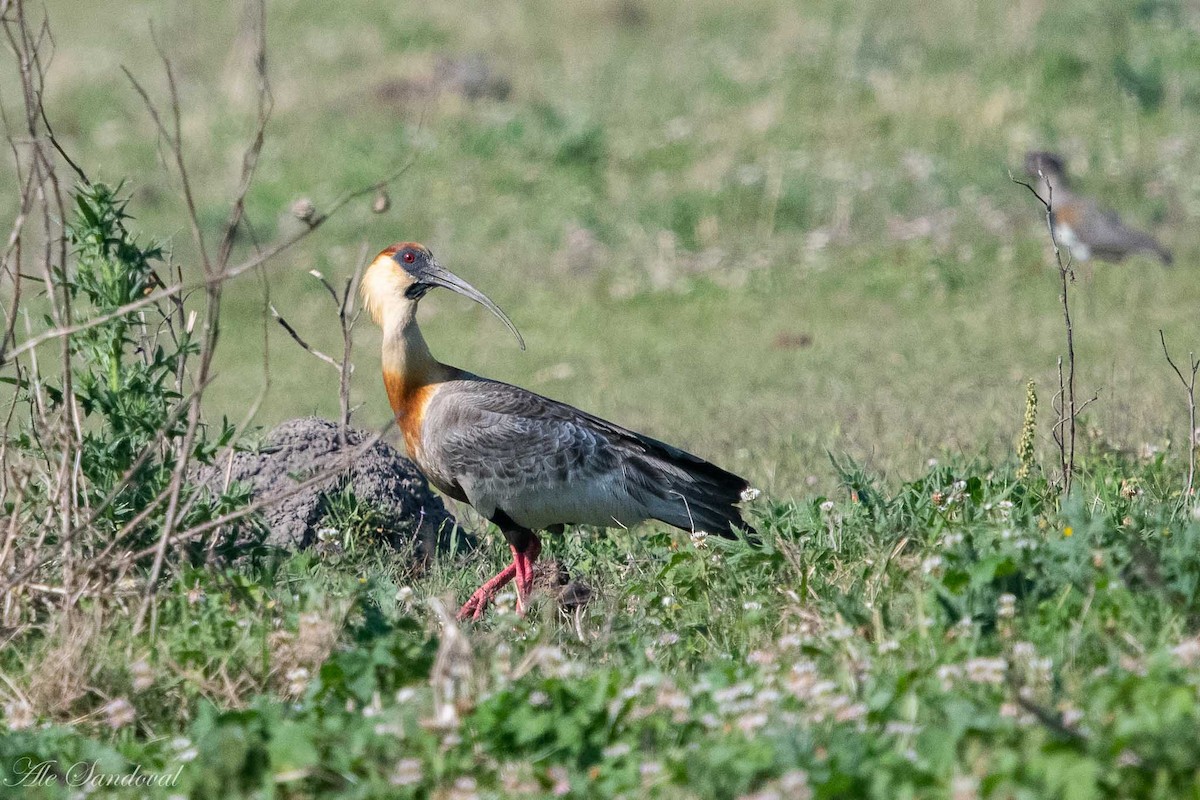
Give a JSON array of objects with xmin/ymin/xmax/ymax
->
[{"xmin": 0, "ymin": 0, "xmax": 412, "ymax": 651}]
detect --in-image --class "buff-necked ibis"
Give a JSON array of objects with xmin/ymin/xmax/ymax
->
[{"xmin": 360, "ymin": 243, "xmax": 757, "ymax": 620}]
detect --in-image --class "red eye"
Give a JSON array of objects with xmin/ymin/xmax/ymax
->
[{"xmin": 402, "ymin": 251, "xmax": 416, "ymax": 264}]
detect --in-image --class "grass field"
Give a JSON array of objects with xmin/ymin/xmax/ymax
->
[{"xmin": 3, "ymin": 0, "xmax": 1200, "ymax": 797}]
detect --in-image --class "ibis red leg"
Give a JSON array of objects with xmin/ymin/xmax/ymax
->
[{"xmin": 455, "ymin": 537, "xmax": 542, "ymax": 621}]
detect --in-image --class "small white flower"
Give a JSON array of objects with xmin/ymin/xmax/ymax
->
[
  {"xmin": 743, "ymin": 601, "xmax": 763, "ymax": 612},
  {"xmin": 1172, "ymin": 638, "xmax": 1200, "ymax": 667},
  {"xmin": 996, "ymin": 594, "xmax": 1017, "ymax": 620},
  {"xmin": 950, "ymin": 773, "xmax": 979, "ymax": 800},
  {"xmin": 690, "ymin": 530, "xmax": 709, "ymax": 549},
  {"xmin": 4, "ymin": 700, "xmax": 34, "ymax": 731},
  {"xmin": 736, "ymin": 711, "xmax": 769, "ymax": 732},
  {"xmin": 964, "ymin": 657, "xmax": 1007, "ymax": 685},
  {"xmin": 936, "ymin": 664, "xmax": 962, "ymax": 688},
  {"xmin": 921, "ymin": 556, "xmax": 943, "ymax": 574},
  {"xmin": 819, "ymin": 500, "xmax": 835, "ymax": 513},
  {"xmin": 528, "ymin": 690, "xmax": 551, "ymax": 708},
  {"xmin": 390, "ymin": 758, "xmax": 423, "ymax": 787},
  {"xmin": 130, "ymin": 658, "xmax": 154, "ymax": 692},
  {"xmin": 102, "ymin": 697, "xmax": 136, "ymax": 729},
  {"xmin": 286, "ymin": 667, "xmax": 310, "ymax": 696},
  {"xmin": 395, "ymin": 586, "xmax": 415, "ymax": 603},
  {"xmin": 604, "ymin": 743, "xmax": 633, "ymax": 762},
  {"xmin": 833, "ymin": 701, "xmax": 867, "ymax": 723},
  {"xmin": 829, "ymin": 625, "xmax": 853, "ymax": 641}
]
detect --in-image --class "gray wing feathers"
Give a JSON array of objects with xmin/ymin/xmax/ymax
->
[
  {"xmin": 420, "ymin": 379, "xmax": 754, "ymax": 536},
  {"xmin": 1073, "ymin": 201, "xmax": 1172, "ymax": 264}
]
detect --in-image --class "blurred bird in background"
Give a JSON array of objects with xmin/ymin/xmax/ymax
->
[
  {"xmin": 361, "ymin": 243, "xmax": 757, "ymax": 621},
  {"xmin": 1024, "ymin": 150, "xmax": 1172, "ymax": 266}
]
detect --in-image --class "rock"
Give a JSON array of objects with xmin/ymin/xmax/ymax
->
[{"xmin": 196, "ymin": 417, "xmax": 462, "ymax": 564}]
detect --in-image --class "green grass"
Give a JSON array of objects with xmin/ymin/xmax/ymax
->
[
  {"xmin": 5, "ymin": 0, "xmax": 1199, "ymax": 493},
  {"xmin": 4, "ymin": 0, "xmax": 1200, "ymax": 797}
]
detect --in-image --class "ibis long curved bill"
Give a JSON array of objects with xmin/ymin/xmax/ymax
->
[{"xmin": 424, "ymin": 259, "xmax": 525, "ymax": 351}]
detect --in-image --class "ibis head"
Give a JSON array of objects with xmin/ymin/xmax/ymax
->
[
  {"xmin": 1024, "ymin": 151, "xmax": 1069, "ymax": 187},
  {"xmin": 361, "ymin": 242, "xmax": 524, "ymax": 349}
]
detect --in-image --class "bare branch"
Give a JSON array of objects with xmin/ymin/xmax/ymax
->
[
  {"xmin": 1159, "ymin": 329, "xmax": 1199, "ymax": 499},
  {"xmin": 271, "ymin": 304, "xmax": 341, "ymax": 370}
]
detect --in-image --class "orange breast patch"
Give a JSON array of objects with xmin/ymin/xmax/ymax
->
[
  {"xmin": 1054, "ymin": 202, "xmax": 1082, "ymax": 227},
  {"xmin": 383, "ymin": 370, "xmax": 440, "ymax": 462}
]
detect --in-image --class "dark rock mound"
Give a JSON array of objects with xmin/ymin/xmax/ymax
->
[{"xmin": 197, "ymin": 417, "xmax": 462, "ymax": 563}]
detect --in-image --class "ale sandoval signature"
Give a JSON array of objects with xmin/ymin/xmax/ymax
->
[{"xmin": 6, "ymin": 758, "xmax": 183, "ymax": 789}]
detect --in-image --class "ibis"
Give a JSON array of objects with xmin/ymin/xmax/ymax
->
[
  {"xmin": 1024, "ymin": 150, "xmax": 1172, "ymax": 266},
  {"xmin": 360, "ymin": 243, "xmax": 756, "ymax": 620}
]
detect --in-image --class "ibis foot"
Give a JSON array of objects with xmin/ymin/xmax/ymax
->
[
  {"xmin": 455, "ymin": 539, "xmax": 542, "ymax": 621},
  {"xmin": 456, "ymin": 560, "xmax": 517, "ymax": 621}
]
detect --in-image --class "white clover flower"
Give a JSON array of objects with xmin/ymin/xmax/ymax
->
[
  {"xmin": 950, "ymin": 773, "xmax": 979, "ymax": 800},
  {"xmin": 819, "ymin": 500, "xmax": 835, "ymax": 513},
  {"xmin": 130, "ymin": 658, "xmax": 155, "ymax": 692},
  {"xmin": 1011, "ymin": 641, "xmax": 1036, "ymax": 661},
  {"xmin": 4, "ymin": 700, "xmax": 34, "ymax": 731},
  {"xmin": 921, "ymin": 556, "xmax": 943, "ymax": 574},
  {"xmin": 690, "ymin": 530, "xmax": 709, "ymax": 549},
  {"xmin": 1060, "ymin": 706, "xmax": 1084, "ymax": 728},
  {"xmin": 829, "ymin": 625, "xmax": 853, "ymax": 641},
  {"xmin": 996, "ymin": 594, "xmax": 1017, "ymax": 620},
  {"xmin": 838, "ymin": 702, "xmax": 868, "ymax": 723},
  {"xmin": 778, "ymin": 633, "xmax": 803, "ymax": 650},
  {"xmin": 936, "ymin": 664, "xmax": 962, "ymax": 688},
  {"xmin": 780, "ymin": 770, "xmax": 812, "ymax": 798},
  {"xmin": 658, "ymin": 632, "xmax": 680, "ymax": 646},
  {"xmin": 736, "ymin": 711, "xmax": 769, "ymax": 733},
  {"xmin": 1171, "ymin": 638, "xmax": 1200, "ymax": 667},
  {"xmin": 747, "ymin": 650, "xmax": 776, "ymax": 666},
  {"xmin": 395, "ymin": 586, "xmax": 415, "ymax": 603},
  {"xmin": 964, "ymin": 657, "xmax": 1007, "ymax": 685},
  {"xmin": 742, "ymin": 601, "xmax": 763, "ymax": 612},
  {"xmin": 102, "ymin": 697, "xmax": 136, "ymax": 729},
  {"xmin": 603, "ymin": 743, "xmax": 632, "ymax": 758},
  {"xmin": 286, "ymin": 667, "xmax": 310, "ymax": 696},
  {"xmin": 390, "ymin": 758, "xmax": 423, "ymax": 787}
]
